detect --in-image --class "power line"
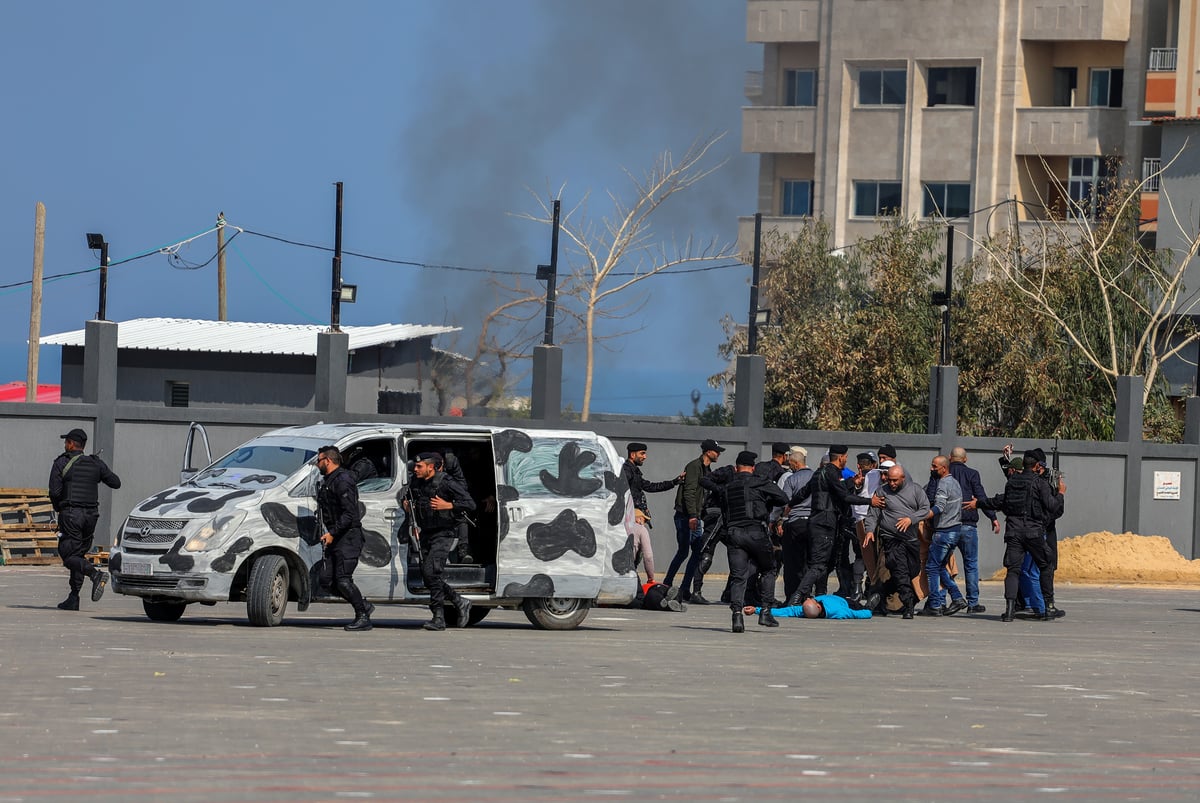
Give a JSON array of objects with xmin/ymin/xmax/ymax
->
[{"xmin": 235, "ymin": 225, "xmax": 748, "ymax": 277}]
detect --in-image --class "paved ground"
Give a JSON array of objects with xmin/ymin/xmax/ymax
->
[{"xmin": 1, "ymin": 566, "xmax": 1198, "ymax": 802}]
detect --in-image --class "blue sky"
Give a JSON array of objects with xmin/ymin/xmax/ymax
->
[{"xmin": 0, "ymin": 1, "xmax": 758, "ymax": 415}]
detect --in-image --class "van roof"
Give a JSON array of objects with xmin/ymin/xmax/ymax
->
[{"xmin": 258, "ymin": 422, "xmax": 610, "ymax": 442}]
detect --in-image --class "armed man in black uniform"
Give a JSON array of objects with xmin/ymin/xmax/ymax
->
[
  {"xmin": 711, "ymin": 450, "xmax": 790, "ymax": 633},
  {"xmin": 316, "ymin": 445, "xmax": 373, "ymax": 631},
  {"xmin": 49, "ymin": 428, "xmax": 120, "ymax": 610},
  {"xmin": 979, "ymin": 449, "xmax": 1065, "ymax": 622},
  {"xmin": 405, "ymin": 452, "xmax": 477, "ymax": 631},
  {"xmin": 787, "ymin": 444, "xmax": 874, "ymax": 604}
]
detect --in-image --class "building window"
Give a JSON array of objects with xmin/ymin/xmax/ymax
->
[
  {"xmin": 1068, "ymin": 156, "xmax": 1111, "ymax": 219},
  {"xmin": 784, "ymin": 69, "xmax": 816, "ymax": 106},
  {"xmin": 1088, "ymin": 68, "xmax": 1124, "ymax": 107},
  {"xmin": 167, "ymin": 381, "xmax": 190, "ymax": 408},
  {"xmin": 854, "ymin": 181, "xmax": 903, "ymax": 217},
  {"xmin": 927, "ymin": 67, "xmax": 976, "ymax": 106},
  {"xmin": 922, "ymin": 183, "xmax": 972, "ymax": 218},
  {"xmin": 781, "ymin": 180, "xmax": 813, "ymax": 216},
  {"xmin": 858, "ymin": 69, "xmax": 906, "ymax": 105}
]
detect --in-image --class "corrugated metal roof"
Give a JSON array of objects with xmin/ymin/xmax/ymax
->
[{"xmin": 40, "ymin": 318, "xmax": 460, "ymax": 356}]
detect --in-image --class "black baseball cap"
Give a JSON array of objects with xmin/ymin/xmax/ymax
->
[
  {"xmin": 771, "ymin": 441, "xmax": 790, "ymax": 456},
  {"xmin": 735, "ymin": 450, "xmax": 758, "ymax": 467},
  {"xmin": 700, "ymin": 439, "xmax": 725, "ymax": 453},
  {"xmin": 61, "ymin": 428, "xmax": 88, "ymax": 445}
]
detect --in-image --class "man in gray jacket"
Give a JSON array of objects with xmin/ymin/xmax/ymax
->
[
  {"xmin": 863, "ymin": 464, "xmax": 930, "ymax": 619},
  {"xmin": 921, "ymin": 455, "xmax": 966, "ymax": 616}
]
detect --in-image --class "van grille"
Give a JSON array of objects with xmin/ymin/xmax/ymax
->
[{"xmin": 123, "ymin": 517, "xmax": 189, "ymax": 546}]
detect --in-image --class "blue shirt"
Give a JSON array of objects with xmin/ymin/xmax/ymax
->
[{"xmin": 758, "ymin": 594, "xmax": 872, "ymax": 620}]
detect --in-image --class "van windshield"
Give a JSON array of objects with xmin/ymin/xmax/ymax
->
[{"xmin": 187, "ymin": 437, "xmax": 327, "ymax": 490}]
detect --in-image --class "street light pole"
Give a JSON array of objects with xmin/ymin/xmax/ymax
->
[
  {"xmin": 330, "ymin": 181, "xmax": 344, "ymax": 332},
  {"xmin": 747, "ymin": 212, "xmax": 762, "ymax": 354},
  {"xmin": 86, "ymin": 233, "xmax": 109, "ymax": 321}
]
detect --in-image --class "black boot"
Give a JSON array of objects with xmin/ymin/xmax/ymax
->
[
  {"xmin": 57, "ymin": 593, "xmax": 80, "ymax": 611},
  {"xmin": 454, "ymin": 595, "xmax": 471, "ymax": 628},
  {"xmin": 731, "ymin": 611, "xmax": 744, "ymax": 633},
  {"xmin": 344, "ymin": 607, "xmax": 373, "ymax": 632},
  {"xmin": 1001, "ymin": 599, "xmax": 1016, "ymax": 622},
  {"xmin": 758, "ymin": 606, "xmax": 779, "ymax": 628},
  {"xmin": 423, "ymin": 605, "xmax": 446, "ymax": 631}
]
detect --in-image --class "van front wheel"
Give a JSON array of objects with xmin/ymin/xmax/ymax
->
[
  {"xmin": 521, "ymin": 597, "xmax": 589, "ymax": 630},
  {"xmin": 246, "ymin": 555, "xmax": 290, "ymax": 627},
  {"xmin": 143, "ymin": 599, "xmax": 187, "ymax": 622}
]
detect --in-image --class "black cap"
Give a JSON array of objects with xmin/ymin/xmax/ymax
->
[
  {"xmin": 627, "ymin": 442, "xmax": 648, "ymax": 453},
  {"xmin": 828, "ymin": 444, "xmax": 848, "ymax": 456},
  {"xmin": 61, "ymin": 428, "xmax": 88, "ymax": 445},
  {"xmin": 700, "ymin": 438, "xmax": 725, "ymax": 453},
  {"xmin": 1022, "ymin": 449, "xmax": 1040, "ymax": 466},
  {"xmin": 1031, "ymin": 448, "xmax": 1047, "ymax": 465},
  {"xmin": 771, "ymin": 441, "xmax": 790, "ymax": 456},
  {"xmin": 735, "ymin": 450, "xmax": 758, "ymax": 467},
  {"xmin": 415, "ymin": 452, "xmax": 442, "ymax": 465},
  {"xmin": 857, "ymin": 451, "xmax": 877, "ymax": 464},
  {"xmin": 878, "ymin": 443, "xmax": 897, "ymax": 459}
]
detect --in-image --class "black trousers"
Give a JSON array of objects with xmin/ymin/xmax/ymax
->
[
  {"xmin": 827, "ymin": 524, "xmax": 861, "ymax": 597},
  {"xmin": 880, "ymin": 536, "xmax": 920, "ymax": 611},
  {"xmin": 1003, "ymin": 527, "xmax": 1053, "ymax": 603},
  {"xmin": 329, "ymin": 529, "xmax": 367, "ymax": 616},
  {"xmin": 57, "ymin": 507, "xmax": 100, "ymax": 596},
  {"xmin": 421, "ymin": 529, "xmax": 462, "ymax": 610},
  {"xmin": 725, "ymin": 524, "xmax": 778, "ymax": 612},
  {"xmin": 796, "ymin": 521, "xmax": 835, "ymax": 600},
  {"xmin": 780, "ymin": 517, "xmax": 810, "ymax": 601}
]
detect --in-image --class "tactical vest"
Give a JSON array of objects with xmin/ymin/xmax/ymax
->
[
  {"xmin": 1001, "ymin": 472, "xmax": 1039, "ymax": 520},
  {"xmin": 411, "ymin": 471, "xmax": 456, "ymax": 532},
  {"xmin": 722, "ymin": 475, "xmax": 767, "ymax": 527}
]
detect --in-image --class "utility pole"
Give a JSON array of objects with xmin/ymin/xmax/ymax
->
[
  {"xmin": 747, "ymin": 212, "xmax": 762, "ymax": 354},
  {"xmin": 86, "ymin": 233, "xmax": 109, "ymax": 321},
  {"xmin": 216, "ymin": 212, "xmax": 227, "ymax": 321},
  {"xmin": 26, "ymin": 202, "xmax": 45, "ymax": 402},
  {"xmin": 941, "ymin": 225, "xmax": 954, "ymax": 365},
  {"xmin": 537, "ymin": 199, "xmax": 561, "ymax": 345},
  {"xmin": 330, "ymin": 182, "xmax": 344, "ymax": 332}
]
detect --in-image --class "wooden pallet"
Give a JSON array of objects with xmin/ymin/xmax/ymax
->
[
  {"xmin": 0, "ymin": 488, "xmax": 59, "ymax": 565},
  {"xmin": 1, "ymin": 535, "xmax": 60, "ymax": 565}
]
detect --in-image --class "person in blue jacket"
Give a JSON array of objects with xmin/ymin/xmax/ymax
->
[{"xmin": 744, "ymin": 592, "xmax": 879, "ymax": 620}]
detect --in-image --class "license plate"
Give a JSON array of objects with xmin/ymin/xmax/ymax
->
[{"xmin": 123, "ymin": 561, "xmax": 153, "ymax": 576}]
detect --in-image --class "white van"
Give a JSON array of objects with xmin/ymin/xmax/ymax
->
[{"xmin": 110, "ymin": 422, "xmax": 637, "ymax": 629}]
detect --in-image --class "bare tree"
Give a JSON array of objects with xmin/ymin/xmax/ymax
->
[
  {"xmin": 429, "ymin": 276, "xmax": 568, "ymax": 413},
  {"xmin": 518, "ymin": 133, "xmax": 736, "ymax": 420},
  {"xmin": 969, "ymin": 153, "xmax": 1200, "ymax": 407}
]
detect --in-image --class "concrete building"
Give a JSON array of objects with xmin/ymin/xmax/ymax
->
[
  {"xmin": 41, "ymin": 318, "xmax": 459, "ymax": 415},
  {"xmin": 739, "ymin": 0, "xmax": 1167, "ymax": 258}
]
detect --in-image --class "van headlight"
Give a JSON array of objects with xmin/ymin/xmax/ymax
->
[{"xmin": 185, "ymin": 510, "xmax": 247, "ymax": 552}]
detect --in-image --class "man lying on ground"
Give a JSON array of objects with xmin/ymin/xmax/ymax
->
[{"xmin": 743, "ymin": 592, "xmax": 880, "ymax": 620}]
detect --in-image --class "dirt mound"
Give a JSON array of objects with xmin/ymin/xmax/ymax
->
[{"xmin": 990, "ymin": 531, "xmax": 1200, "ymax": 584}]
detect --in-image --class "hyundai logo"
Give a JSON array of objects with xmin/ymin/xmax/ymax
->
[{"xmin": 139, "ymin": 524, "xmax": 152, "ymax": 538}]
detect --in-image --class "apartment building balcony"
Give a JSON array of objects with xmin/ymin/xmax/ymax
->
[
  {"xmin": 746, "ymin": 0, "xmax": 820, "ymax": 43},
  {"xmin": 1020, "ymin": 0, "xmax": 1131, "ymax": 42},
  {"xmin": 742, "ymin": 106, "xmax": 817, "ymax": 154},
  {"xmin": 1146, "ymin": 49, "xmax": 1177, "ymax": 114},
  {"xmin": 1014, "ymin": 106, "xmax": 1126, "ymax": 157},
  {"xmin": 736, "ymin": 215, "xmax": 813, "ymax": 259}
]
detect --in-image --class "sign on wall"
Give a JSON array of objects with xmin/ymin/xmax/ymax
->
[{"xmin": 1153, "ymin": 471, "xmax": 1182, "ymax": 501}]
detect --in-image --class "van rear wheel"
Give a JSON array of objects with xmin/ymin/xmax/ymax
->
[
  {"xmin": 143, "ymin": 599, "xmax": 187, "ymax": 622},
  {"xmin": 521, "ymin": 597, "xmax": 589, "ymax": 630},
  {"xmin": 246, "ymin": 555, "xmax": 289, "ymax": 627}
]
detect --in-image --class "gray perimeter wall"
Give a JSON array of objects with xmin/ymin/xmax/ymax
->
[{"xmin": 3, "ymin": 402, "xmax": 1198, "ymax": 579}]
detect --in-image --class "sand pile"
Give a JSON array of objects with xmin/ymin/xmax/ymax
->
[
  {"xmin": 991, "ymin": 531, "xmax": 1200, "ymax": 583},
  {"xmin": 1057, "ymin": 531, "xmax": 1200, "ymax": 583}
]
